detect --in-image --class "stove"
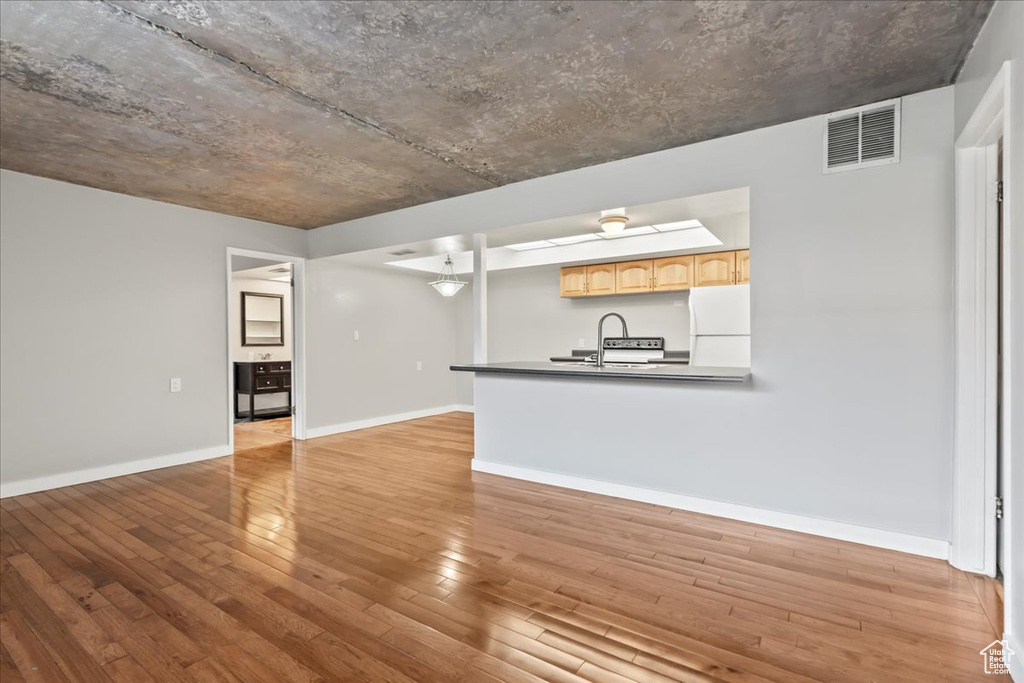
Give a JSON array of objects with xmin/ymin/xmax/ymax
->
[{"xmin": 600, "ymin": 337, "xmax": 665, "ymax": 364}]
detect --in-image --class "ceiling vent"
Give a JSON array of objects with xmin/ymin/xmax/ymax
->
[
  {"xmin": 823, "ymin": 98, "xmax": 900, "ymax": 174},
  {"xmin": 388, "ymin": 248, "xmax": 416, "ymax": 256}
]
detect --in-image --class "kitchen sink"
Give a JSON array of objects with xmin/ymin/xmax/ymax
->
[{"xmin": 550, "ymin": 361, "xmax": 666, "ymax": 369}]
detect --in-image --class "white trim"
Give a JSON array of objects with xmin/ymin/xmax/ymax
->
[
  {"xmin": 472, "ymin": 460, "xmax": 950, "ymax": 560},
  {"xmin": 305, "ymin": 405, "xmax": 468, "ymax": 439},
  {"xmin": 952, "ymin": 61, "xmax": 1013, "ymax": 592},
  {"xmin": 452, "ymin": 404, "xmax": 476, "ymax": 413},
  {"xmin": 226, "ymin": 248, "xmax": 307, "ymax": 447},
  {"xmin": 1006, "ymin": 632, "xmax": 1023, "ymax": 682},
  {"xmin": 473, "ymin": 233, "xmax": 488, "ymax": 364},
  {"xmin": 0, "ymin": 445, "xmax": 232, "ymax": 499}
]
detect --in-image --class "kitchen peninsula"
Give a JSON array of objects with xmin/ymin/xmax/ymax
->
[{"xmin": 451, "ymin": 356, "xmax": 752, "ymax": 508}]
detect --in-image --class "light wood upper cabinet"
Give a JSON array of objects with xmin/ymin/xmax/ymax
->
[
  {"xmin": 560, "ymin": 249, "xmax": 747, "ymax": 297},
  {"xmin": 559, "ymin": 266, "xmax": 588, "ymax": 297},
  {"xmin": 694, "ymin": 251, "xmax": 736, "ymax": 287},
  {"xmin": 559, "ymin": 264, "xmax": 616, "ymax": 297},
  {"xmin": 736, "ymin": 249, "xmax": 750, "ymax": 284},
  {"xmin": 615, "ymin": 260, "xmax": 653, "ymax": 294},
  {"xmin": 586, "ymin": 263, "xmax": 617, "ymax": 296},
  {"xmin": 652, "ymin": 255, "xmax": 694, "ymax": 291}
]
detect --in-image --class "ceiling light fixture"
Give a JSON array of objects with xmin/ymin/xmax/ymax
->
[
  {"xmin": 598, "ymin": 208, "xmax": 629, "ymax": 235},
  {"xmin": 429, "ymin": 254, "xmax": 465, "ymax": 297}
]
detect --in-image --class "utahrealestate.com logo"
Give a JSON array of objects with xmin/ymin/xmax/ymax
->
[{"xmin": 979, "ymin": 639, "xmax": 1014, "ymax": 675}]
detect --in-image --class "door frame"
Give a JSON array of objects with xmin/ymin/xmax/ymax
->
[
  {"xmin": 951, "ymin": 60, "xmax": 1013, "ymax": 612},
  {"xmin": 226, "ymin": 247, "xmax": 307, "ymax": 448}
]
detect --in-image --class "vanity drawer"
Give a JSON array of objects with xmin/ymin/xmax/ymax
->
[
  {"xmin": 270, "ymin": 362, "xmax": 290, "ymax": 373},
  {"xmin": 254, "ymin": 363, "xmax": 270, "ymax": 375},
  {"xmin": 282, "ymin": 374, "xmax": 292, "ymax": 388},
  {"xmin": 255, "ymin": 375, "xmax": 282, "ymax": 391}
]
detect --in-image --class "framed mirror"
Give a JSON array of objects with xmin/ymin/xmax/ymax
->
[{"xmin": 241, "ymin": 292, "xmax": 284, "ymax": 346}]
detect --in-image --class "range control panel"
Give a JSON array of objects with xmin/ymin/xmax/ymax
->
[{"xmin": 602, "ymin": 337, "xmax": 665, "ymax": 350}]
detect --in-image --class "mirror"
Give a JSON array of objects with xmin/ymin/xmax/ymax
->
[{"xmin": 241, "ymin": 291, "xmax": 284, "ymax": 346}]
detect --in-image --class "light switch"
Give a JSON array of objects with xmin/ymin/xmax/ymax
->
[
  {"xmin": 169, "ymin": 378, "xmax": 182, "ymax": 393},
  {"xmin": 416, "ymin": 361, "xmax": 423, "ymax": 371},
  {"xmin": 578, "ymin": 338, "xmax": 585, "ymax": 348},
  {"xmin": 353, "ymin": 330, "xmax": 360, "ymax": 341}
]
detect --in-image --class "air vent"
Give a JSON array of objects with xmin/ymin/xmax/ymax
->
[
  {"xmin": 388, "ymin": 248, "xmax": 416, "ymax": 256},
  {"xmin": 823, "ymin": 98, "xmax": 900, "ymax": 173}
]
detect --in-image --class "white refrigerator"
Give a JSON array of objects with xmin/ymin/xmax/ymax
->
[{"xmin": 688, "ymin": 284, "xmax": 750, "ymax": 367}]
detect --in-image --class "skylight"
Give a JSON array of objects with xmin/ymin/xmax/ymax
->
[
  {"xmin": 504, "ymin": 220, "xmax": 705, "ymax": 251},
  {"xmin": 598, "ymin": 225, "xmax": 657, "ymax": 239},
  {"xmin": 548, "ymin": 233, "xmax": 603, "ymax": 246},
  {"xmin": 506, "ymin": 240, "xmax": 557, "ymax": 251}
]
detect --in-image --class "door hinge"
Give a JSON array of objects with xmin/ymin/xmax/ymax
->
[
  {"xmin": 995, "ymin": 496, "xmax": 1004, "ymax": 520},
  {"xmin": 996, "ymin": 180, "xmax": 1004, "ymax": 203}
]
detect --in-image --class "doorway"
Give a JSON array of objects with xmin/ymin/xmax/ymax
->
[
  {"xmin": 952, "ymin": 60, "xmax": 1014, "ymax": 639},
  {"xmin": 226, "ymin": 248, "xmax": 306, "ymax": 452}
]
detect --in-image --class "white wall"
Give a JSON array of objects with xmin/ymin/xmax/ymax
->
[
  {"xmin": 310, "ymin": 87, "xmax": 956, "ymax": 543},
  {"xmin": 0, "ymin": 170, "xmax": 306, "ymax": 490},
  {"xmin": 954, "ymin": 0, "xmax": 1024, "ymax": 663},
  {"xmin": 305, "ymin": 260, "xmax": 460, "ymax": 433},
  {"xmin": 230, "ymin": 276, "xmax": 292, "ymax": 362}
]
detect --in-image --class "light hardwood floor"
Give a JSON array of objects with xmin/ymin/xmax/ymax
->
[
  {"xmin": 234, "ymin": 417, "xmax": 293, "ymax": 453},
  {"xmin": 0, "ymin": 412, "xmax": 1008, "ymax": 681}
]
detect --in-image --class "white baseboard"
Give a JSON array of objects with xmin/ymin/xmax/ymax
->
[
  {"xmin": 452, "ymin": 404, "xmax": 475, "ymax": 413},
  {"xmin": 305, "ymin": 405, "xmax": 469, "ymax": 439},
  {"xmin": 0, "ymin": 444, "xmax": 233, "ymax": 499},
  {"xmin": 1007, "ymin": 633, "xmax": 1023, "ymax": 681},
  {"xmin": 471, "ymin": 460, "xmax": 950, "ymax": 560}
]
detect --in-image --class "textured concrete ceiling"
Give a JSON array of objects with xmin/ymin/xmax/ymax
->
[{"xmin": 0, "ymin": 1, "xmax": 992, "ymax": 229}]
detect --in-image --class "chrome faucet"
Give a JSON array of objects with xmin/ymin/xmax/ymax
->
[{"xmin": 596, "ymin": 312, "xmax": 629, "ymax": 367}]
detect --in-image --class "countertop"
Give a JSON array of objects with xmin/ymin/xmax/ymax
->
[
  {"xmin": 549, "ymin": 350, "xmax": 690, "ymax": 364},
  {"xmin": 450, "ymin": 361, "xmax": 750, "ymax": 383}
]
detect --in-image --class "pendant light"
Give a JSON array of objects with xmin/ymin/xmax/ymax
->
[{"xmin": 429, "ymin": 254, "xmax": 465, "ymax": 297}]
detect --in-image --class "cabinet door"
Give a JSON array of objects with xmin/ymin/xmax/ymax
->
[
  {"xmin": 736, "ymin": 249, "xmax": 750, "ymax": 284},
  {"xmin": 586, "ymin": 263, "xmax": 617, "ymax": 296},
  {"xmin": 614, "ymin": 260, "xmax": 653, "ymax": 294},
  {"xmin": 560, "ymin": 266, "xmax": 588, "ymax": 297},
  {"xmin": 652, "ymin": 255, "xmax": 694, "ymax": 291},
  {"xmin": 694, "ymin": 252, "xmax": 736, "ymax": 287}
]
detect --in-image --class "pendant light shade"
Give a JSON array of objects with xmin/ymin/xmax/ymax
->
[{"xmin": 430, "ymin": 255, "xmax": 465, "ymax": 297}]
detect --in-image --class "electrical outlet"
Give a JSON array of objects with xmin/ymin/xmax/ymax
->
[
  {"xmin": 353, "ymin": 330, "xmax": 360, "ymax": 341},
  {"xmin": 674, "ymin": 300, "xmax": 686, "ymax": 307},
  {"xmin": 578, "ymin": 338, "xmax": 586, "ymax": 348},
  {"xmin": 169, "ymin": 378, "xmax": 182, "ymax": 393},
  {"xmin": 416, "ymin": 361, "xmax": 423, "ymax": 371}
]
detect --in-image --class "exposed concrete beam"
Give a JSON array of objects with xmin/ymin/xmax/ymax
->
[{"xmin": 99, "ymin": 0, "xmax": 502, "ymax": 187}]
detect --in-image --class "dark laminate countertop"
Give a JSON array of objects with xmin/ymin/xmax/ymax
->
[{"xmin": 450, "ymin": 361, "xmax": 750, "ymax": 383}]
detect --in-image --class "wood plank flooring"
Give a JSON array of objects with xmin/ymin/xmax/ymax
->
[
  {"xmin": 234, "ymin": 417, "xmax": 292, "ymax": 453},
  {"xmin": 0, "ymin": 412, "xmax": 1008, "ymax": 681}
]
